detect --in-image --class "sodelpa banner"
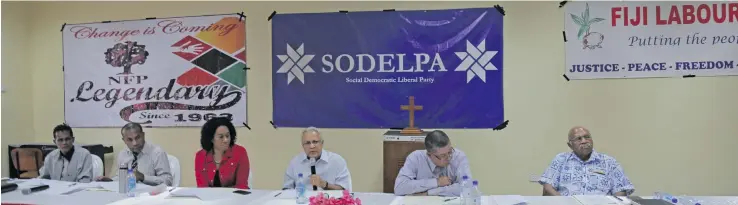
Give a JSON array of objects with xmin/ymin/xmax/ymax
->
[
  {"xmin": 564, "ymin": 1, "xmax": 738, "ymax": 79},
  {"xmin": 63, "ymin": 14, "xmax": 247, "ymax": 127},
  {"xmin": 272, "ymin": 8, "xmax": 505, "ymax": 128}
]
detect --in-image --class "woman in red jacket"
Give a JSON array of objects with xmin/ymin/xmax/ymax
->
[{"xmin": 195, "ymin": 117, "xmax": 250, "ymax": 189}]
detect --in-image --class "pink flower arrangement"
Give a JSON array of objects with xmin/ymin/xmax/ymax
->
[{"xmin": 309, "ymin": 190, "xmax": 362, "ymax": 205}]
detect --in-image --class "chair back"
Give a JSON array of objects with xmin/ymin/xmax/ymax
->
[
  {"xmin": 91, "ymin": 155, "xmax": 104, "ymax": 178},
  {"xmin": 167, "ymin": 154, "xmax": 181, "ymax": 187},
  {"xmin": 248, "ymin": 169, "xmax": 253, "ymax": 189},
  {"xmin": 10, "ymin": 148, "xmax": 44, "ymax": 178}
]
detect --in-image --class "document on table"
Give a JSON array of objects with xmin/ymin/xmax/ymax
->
[
  {"xmin": 169, "ymin": 188, "xmax": 238, "ymax": 201},
  {"xmin": 491, "ymin": 195, "xmax": 528, "ymax": 205},
  {"xmin": 276, "ymin": 190, "xmax": 345, "ymax": 199},
  {"xmin": 16, "ymin": 178, "xmax": 86, "ymax": 195},
  {"xmin": 573, "ymin": 195, "xmax": 621, "ymax": 205},
  {"xmin": 390, "ymin": 196, "xmax": 464, "ymax": 205}
]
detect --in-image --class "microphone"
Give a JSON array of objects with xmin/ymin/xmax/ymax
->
[
  {"xmin": 21, "ymin": 185, "xmax": 50, "ymax": 195},
  {"xmin": 1, "ymin": 183, "xmax": 18, "ymax": 193},
  {"xmin": 310, "ymin": 158, "xmax": 317, "ymax": 191}
]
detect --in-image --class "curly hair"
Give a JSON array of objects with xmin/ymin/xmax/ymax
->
[{"xmin": 200, "ymin": 117, "xmax": 237, "ymax": 152}]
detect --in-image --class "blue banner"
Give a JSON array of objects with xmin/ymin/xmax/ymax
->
[{"xmin": 272, "ymin": 8, "xmax": 504, "ymax": 129}]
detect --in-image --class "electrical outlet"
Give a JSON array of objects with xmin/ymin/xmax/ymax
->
[{"xmin": 529, "ymin": 175, "xmax": 540, "ymax": 182}]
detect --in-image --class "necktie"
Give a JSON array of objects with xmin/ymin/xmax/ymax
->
[{"xmin": 131, "ymin": 152, "xmax": 139, "ymax": 170}]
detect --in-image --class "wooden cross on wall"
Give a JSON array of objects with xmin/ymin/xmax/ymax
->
[{"xmin": 400, "ymin": 96, "xmax": 424, "ymax": 134}]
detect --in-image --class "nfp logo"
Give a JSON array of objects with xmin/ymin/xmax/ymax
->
[{"xmin": 275, "ymin": 40, "xmax": 499, "ymax": 84}]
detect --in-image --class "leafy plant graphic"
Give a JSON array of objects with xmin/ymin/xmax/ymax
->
[{"xmin": 570, "ymin": 3, "xmax": 606, "ymax": 49}]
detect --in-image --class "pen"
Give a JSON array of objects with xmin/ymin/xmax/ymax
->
[
  {"xmin": 613, "ymin": 196, "xmax": 624, "ymax": 202},
  {"xmin": 443, "ymin": 197, "xmax": 458, "ymax": 202},
  {"xmin": 274, "ymin": 191, "xmax": 282, "ymax": 197}
]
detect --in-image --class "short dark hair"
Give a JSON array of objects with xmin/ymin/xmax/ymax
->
[
  {"xmin": 424, "ymin": 130, "xmax": 450, "ymax": 152},
  {"xmin": 121, "ymin": 122, "xmax": 144, "ymax": 134},
  {"xmin": 53, "ymin": 123, "xmax": 74, "ymax": 139},
  {"xmin": 200, "ymin": 117, "xmax": 237, "ymax": 152}
]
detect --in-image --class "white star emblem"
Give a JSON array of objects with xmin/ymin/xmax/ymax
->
[
  {"xmin": 454, "ymin": 39, "xmax": 499, "ymax": 83},
  {"xmin": 276, "ymin": 43, "xmax": 315, "ymax": 84}
]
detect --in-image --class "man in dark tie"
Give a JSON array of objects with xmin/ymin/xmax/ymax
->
[{"xmin": 96, "ymin": 123, "xmax": 173, "ymax": 186}]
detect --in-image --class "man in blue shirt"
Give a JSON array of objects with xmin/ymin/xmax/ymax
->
[
  {"xmin": 394, "ymin": 130, "xmax": 472, "ymax": 197},
  {"xmin": 539, "ymin": 126, "xmax": 635, "ymax": 196}
]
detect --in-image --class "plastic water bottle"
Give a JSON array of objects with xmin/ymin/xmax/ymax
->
[
  {"xmin": 655, "ymin": 192, "xmax": 678, "ymax": 204},
  {"xmin": 459, "ymin": 175, "xmax": 470, "ymax": 205},
  {"xmin": 296, "ymin": 173, "xmax": 308, "ymax": 204},
  {"xmin": 126, "ymin": 167, "xmax": 136, "ymax": 197},
  {"xmin": 469, "ymin": 180, "xmax": 482, "ymax": 205},
  {"xmin": 677, "ymin": 196, "xmax": 702, "ymax": 205}
]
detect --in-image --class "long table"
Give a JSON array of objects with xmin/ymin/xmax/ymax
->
[{"xmin": 3, "ymin": 179, "xmax": 737, "ymax": 205}]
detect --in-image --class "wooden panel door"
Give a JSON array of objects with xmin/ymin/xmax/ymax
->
[{"xmin": 383, "ymin": 141, "xmax": 425, "ymax": 193}]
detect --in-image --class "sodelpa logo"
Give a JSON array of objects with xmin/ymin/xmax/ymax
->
[{"xmin": 275, "ymin": 40, "xmax": 498, "ymax": 84}]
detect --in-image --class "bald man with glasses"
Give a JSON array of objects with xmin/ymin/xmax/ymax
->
[
  {"xmin": 282, "ymin": 127, "xmax": 352, "ymax": 191},
  {"xmin": 394, "ymin": 130, "xmax": 472, "ymax": 197}
]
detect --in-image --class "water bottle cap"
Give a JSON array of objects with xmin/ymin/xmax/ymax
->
[
  {"xmin": 472, "ymin": 180, "xmax": 478, "ymax": 185},
  {"xmin": 462, "ymin": 175, "xmax": 468, "ymax": 180},
  {"xmin": 298, "ymin": 173, "xmax": 303, "ymax": 177},
  {"xmin": 671, "ymin": 198, "xmax": 678, "ymax": 203}
]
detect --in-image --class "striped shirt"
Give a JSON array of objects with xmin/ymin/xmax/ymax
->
[{"xmin": 113, "ymin": 142, "xmax": 173, "ymax": 186}]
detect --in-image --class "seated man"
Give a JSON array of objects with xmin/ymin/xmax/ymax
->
[
  {"xmin": 96, "ymin": 123, "xmax": 173, "ymax": 186},
  {"xmin": 40, "ymin": 124, "xmax": 93, "ymax": 182},
  {"xmin": 283, "ymin": 127, "xmax": 352, "ymax": 191},
  {"xmin": 394, "ymin": 130, "xmax": 472, "ymax": 197},
  {"xmin": 539, "ymin": 126, "xmax": 635, "ymax": 196}
]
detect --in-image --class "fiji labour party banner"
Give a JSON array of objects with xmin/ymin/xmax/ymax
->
[
  {"xmin": 564, "ymin": 2, "xmax": 738, "ymax": 79},
  {"xmin": 272, "ymin": 8, "xmax": 505, "ymax": 129},
  {"xmin": 63, "ymin": 14, "xmax": 247, "ymax": 127}
]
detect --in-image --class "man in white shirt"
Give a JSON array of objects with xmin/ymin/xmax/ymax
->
[
  {"xmin": 39, "ymin": 124, "xmax": 94, "ymax": 182},
  {"xmin": 96, "ymin": 123, "xmax": 173, "ymax": 186},
  {"xmin": 283, "ymin": 127, "xmax": 352, "ymax": 191}
]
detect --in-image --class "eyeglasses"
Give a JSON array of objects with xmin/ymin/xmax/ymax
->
[
  {"xmin": 55, "ymin": 137, "xmax": 74, "ymax": 143},
  {"xmin": 430, "ymin": 148, "xmax": 454, "ymax": 160},
  {"xmin": 569, "ymin": 135, "xmax": 592, "ymax": 142},
  {"xmin": 302, "ymin": 140, "xmax": 323, "ymax": 147}
]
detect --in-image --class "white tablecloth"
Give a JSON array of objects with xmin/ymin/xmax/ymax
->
[
  {"xmin": 1, "ymin": 178, "xmax": 151, "ymax": 205},
  {"xmin": 4, "ymin": 179, "xmax": 738, "ymax": 205}
]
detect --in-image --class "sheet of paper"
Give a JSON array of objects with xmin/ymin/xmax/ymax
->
[
  {"xmin": 87, "ymin": 181, "xmax": 120, "ymax": 192},
  {"xmin": 573, "ymin": 195, "xmax": 620, "ymax": 205},
  {"xmin": 492, "ymin": 195, "xmax": 528, "ymax": 205},
  {"xmin": 169, "ymin": 188, "xmax": 238, "ymax": 201},
  {"xmin": 275, "ymin": 190, "xmax": 345, "ymax": 199},
  {"xmin": 388, "ymin": 196, "xmax": 464, "ymax": 205},
  {"xmin": 17, "ymin": 178, "xmax": 80, "ymax": 195},
  {"xmin": 399, "ymin": 196, "xmax": 445, "ymax": 205}
]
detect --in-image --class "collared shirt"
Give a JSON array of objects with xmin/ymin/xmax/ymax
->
[
  {"xmin": 539, "ymin": 150, "xmax": 635, "ymax": 196},
  {"xmin": 195, "ymin": 144, "xmax": 250, "ymax": 189},
  {"xmin": 394, "ymin": 149, "xmax": 472, "ymax": 197},
  {"xmin": 114, "ymin": 142, "xmax": 173, "ymax": 186},
  {"xmin": 283, "ymin": 149, "xmax": 352, "ymax": 191},
  {"xmin": 40, "ymin": 145, "xmax": 93, "ymax": 183}
]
